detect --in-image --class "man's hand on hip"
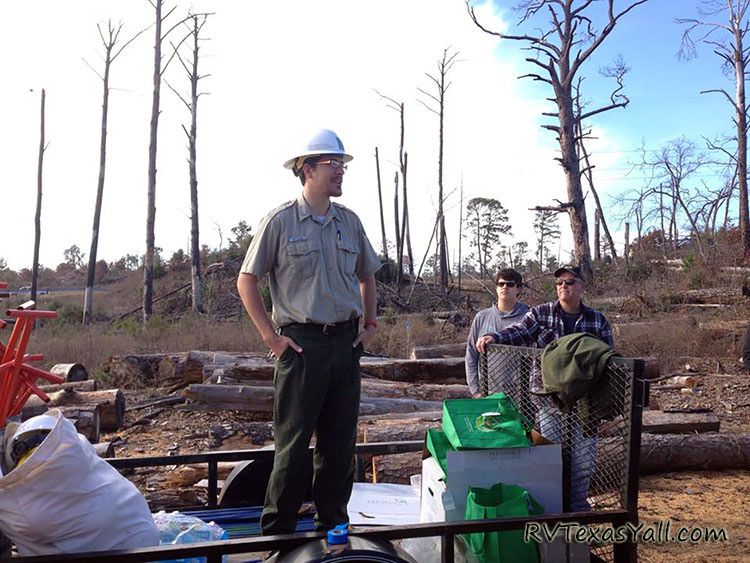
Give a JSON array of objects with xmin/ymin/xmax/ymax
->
[{"xmin": 267, "ymin": 334, "xmax": 303, "ymax": 359}]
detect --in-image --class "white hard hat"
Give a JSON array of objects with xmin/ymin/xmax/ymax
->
[
  {"xmin": 8, "ymin": 413, "xmax": 57, "ymax": 468},
  {"xmin": 282, "ymin": 129, "xmax": 353, "ymax": 171}
]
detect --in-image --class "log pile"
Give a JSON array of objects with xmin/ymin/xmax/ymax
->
[
  {"xmin": 180, "ymin": 383, "xmax": 444, "ymax": 415},
  {"xmin": 21, "ymin": 387, "xmax": 127, "ymax": 442},
  {"xmin": 108, "ymin": 351, "xmax": 468, "ymax": 389}
]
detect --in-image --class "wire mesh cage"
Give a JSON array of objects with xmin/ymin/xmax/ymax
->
[{"xmin": 480, "ymin": 343, "xmax": 646, "ymax": 562}]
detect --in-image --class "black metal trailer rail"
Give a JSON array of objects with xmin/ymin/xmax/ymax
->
[
  {"xmin": 4, "ymin": 436, "xmax": 641, "ymax": 563},
  {"xmin": 8, "ymin": 509, "xmax": 631, "ymax": 563}
]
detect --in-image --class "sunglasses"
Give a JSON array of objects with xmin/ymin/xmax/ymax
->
[
  {"xmin": 555, "ymin": 279, "xmax": 577, "ymax": 287},
  {"xmin": 316, "ymin": 159, "xmax": 348, "ymax": 171},
  {"xmin": 496, "ymin": 281, "xmax": 518, "ymax": 288}
]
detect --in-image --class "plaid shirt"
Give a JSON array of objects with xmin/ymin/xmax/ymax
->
[{"xmin": 489, "ymin": 300, "xmax": 614, "ymax": 348}]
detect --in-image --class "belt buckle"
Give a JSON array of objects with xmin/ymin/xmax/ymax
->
[{"xmin": 322, "ymin": 323, "xmax": 334, "ymax": 335}]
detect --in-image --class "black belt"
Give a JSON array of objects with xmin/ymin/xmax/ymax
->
[{"xmin": 283, "ymin": 318, "xmax": 359, "ymax": 335}]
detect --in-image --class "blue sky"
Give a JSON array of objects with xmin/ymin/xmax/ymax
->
[{"xmin": 0, "ymin": 0, "xmax": 741, "ymax": 273}]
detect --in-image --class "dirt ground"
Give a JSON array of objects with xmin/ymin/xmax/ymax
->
[{"xmin": 103, "ymin": 363, "xmax": 750, "ymax": 562}]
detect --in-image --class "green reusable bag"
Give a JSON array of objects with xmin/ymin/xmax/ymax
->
[
  {"xmin": 442, "ymin": 393, "xmax": 531, "ymax": 450},
  {"xmin": 464, "ymin": 483, "xmax": 544, "ymax": 563},
  {"xmin": 425, "ymin": 428, "xmax": 453, "ymax": 475}
]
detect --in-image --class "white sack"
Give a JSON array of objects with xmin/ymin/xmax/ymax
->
[{"xmin": 0, "ymin": 409, "xmax": 158, "ymax": 556}]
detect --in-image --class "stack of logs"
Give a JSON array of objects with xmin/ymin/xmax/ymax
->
[
  {"xmin": 104, "ymin": 342, "xmax": 750, "ymax": 482},
  {"xmin": 24, "ymin": 376, "xmax": 125, "ymax": 449}
]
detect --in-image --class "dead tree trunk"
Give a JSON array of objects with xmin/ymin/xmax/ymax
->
[
  {"xmin": 679, "ymin": 1, "xmax": 750, "ymax": 259},
  {"xmin": 418, "ymin": 48, "xmax": 458, "ymax": 288},
  {"xmin": 392, "ymin": 171, "xmax": 402, "ymax": 287},
  {"xmin": 167, "ymin": 14, "xmax": 210, "ymax": 314},
  {"xmin": 187, "ymin": 15, "xmax": 203, "ymax": 313},
  {"xmin": 143, "ymin": 3, "xmax": 193, "ymax": 320},
  {"xmin": 31, "ymin": 88, "xmax": 46, "ymax": 303},
  {"xmin": 143, "ymin": 1, "xmax": 163, "ymax": 321},
  {"xmin": 468, "ymin": 1, "xmax": 647, "ymax": 281},
  {"xmin": 84, "ymin": 22, "xmax": 144, "ymax": 324},
  {"xmin": 374, "ymin": 147, "xmax": 389, "ymax": 262}
]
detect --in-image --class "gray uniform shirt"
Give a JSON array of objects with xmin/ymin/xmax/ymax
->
[
  {"xmin": 465, "ymin": 301, "xmax": 530, "ymax": 394},
  {"xmin": 240, "ymin": 194, "xmax": 382, "ymax": 326}
]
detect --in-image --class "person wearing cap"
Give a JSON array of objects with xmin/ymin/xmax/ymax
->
[
  {"xmin": 465, "ymin": 268, "xmax": 529, "ymax": 398},
  {"xmin": 237, "ymin": 129, "xmax": 382, "ymax": 537},
  {"xmin": 475, "ymin": 264, "xmax": 613, "ymax": 511}
]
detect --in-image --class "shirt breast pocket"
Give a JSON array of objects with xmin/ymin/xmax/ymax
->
[
  {"xmin": 286, "ymin": 239, "xmax": 320, "ymax": 279},
  {"xmin": 336, "ymin": 237, "xmax": 359, "ymax": 277}
]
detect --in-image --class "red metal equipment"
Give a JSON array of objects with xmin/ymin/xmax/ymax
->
[{"xmin": 0, "ymin": 291, "xmax": 64, "ymax": 427}]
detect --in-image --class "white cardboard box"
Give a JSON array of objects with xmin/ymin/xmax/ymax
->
[
  {"xmin": 420, "ymin": 444, "xmax": 566, "ymax": 562},
  {"xmin": 420, "ymin": 444, "xmax": 563, "ymax": 522}
]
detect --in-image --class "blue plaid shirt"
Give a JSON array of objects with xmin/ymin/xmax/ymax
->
[{"xmin": 488, "ymin": 300, "xmax": 614, "ymax": 348}]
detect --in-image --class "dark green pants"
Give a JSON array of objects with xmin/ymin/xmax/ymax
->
[{"xmin": 260, "ymin": 322, "xmax": 362, "ymax": 535}]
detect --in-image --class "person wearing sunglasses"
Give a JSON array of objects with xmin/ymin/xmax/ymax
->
[
  {"xmin": 465, "ymin": 268, "xmax": 529, "ymax": 398},
  {"xmin": 475, "ymin": 264, "xmax": 613, "ymax": 511},
  {"xmin": 237, "ymin": 129, "xmax": 381, "ymax": 539}
]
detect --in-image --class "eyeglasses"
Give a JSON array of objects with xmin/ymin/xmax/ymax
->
[
  {"xmin": 317, "ymin": 159, "xmax": 347, "ymax": 172},
  {"xmin": 496, "ymin": 281, "xmax": 517, "ymax": 288},
  {"xmin": 555, "ymin": 279, "xmax": 577, "ymax": 287}
]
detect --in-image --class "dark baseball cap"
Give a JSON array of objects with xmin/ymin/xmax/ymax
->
[{"xmin": 554, "ymin": 264, "xmax": 583, "ymax": 279}]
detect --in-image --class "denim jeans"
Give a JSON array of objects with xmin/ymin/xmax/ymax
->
[{"xmin": 537, "ymin": 405, "xmax": 596, "ymax": 512}]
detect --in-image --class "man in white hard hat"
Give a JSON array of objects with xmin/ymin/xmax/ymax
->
[{"xmin": 237, "ymin": 129, "xmax": 382, "ymax": 537}]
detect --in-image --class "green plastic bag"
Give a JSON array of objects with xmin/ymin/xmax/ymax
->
[
  {"xmin": 464, "ymin": 483, "xmax": 543, "ymax": 563},
  {"xmin": 442, "ymin": 393, "xmax": 531, "ymax": 450}
]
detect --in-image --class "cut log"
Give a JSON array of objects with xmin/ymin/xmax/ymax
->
[
  {"xmin": 182, "ymin": 384, "xmax": 274, "ymax": 412},
  {"xmin": 360, "ymin": 357, "xmax": 465, "ymax": 383},
  {"xmin": 202, "ymin": 356, "xmax": 466, "ymax": 385},
  {"xmin": 641, "ymin": 410, "xmax": 720, "ymax": 434},
  {"xmin": 57, "ymin": 405, "xmax": 101, "ymax": 443},
  {"xmin": 409, "ymin": 342, "xmax": 465, "ymax": 359},
  {"xmin": 361, "ymin": 379, "xmax": 470, "ymax": 401},
  {"xmin": 202, "ymin": 359, "xmax": 274, "ymax": 385},
  {"xmin": 639, "ymin": 432, "xmax": 750, "ymax": 473},
  {"xmin": 157, "ymin": 351, "xmax": 219, "ymax": 388},
  {"xmin": 38, "ymin": 379, "xmax": 98, "ymax": 393},
  {"xmin": 22, "ymin": 388, "xmax": 125, "ymax": 431},
  {"xmin": 359, "ymin": 397, "xmax": 443, "ymax": 415},
  {"xmin": 181, "ymin": 384, "xmax": 443, "ymax": 415},
  {"xmin": 50, "ymin": 363, "xmax": 88, "ymax": 382}
]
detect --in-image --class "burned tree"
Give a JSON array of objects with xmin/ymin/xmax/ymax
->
[
  {"xmin": 373, "ymin": 147, "xmax": 389, "ymax": 263},
  {"xmin": 143, "ymin": 1, "xmax": 193, "ymax": 321},
  {"xmin": 166, "ymin": 13, "xmax": 211, "ymax": 314},
  {"xmin": 375, "ymin": 91, "xmax": 414, "ymax": 287},
  {"xmin": 678, "ymin": 0, "xmax": 750, "ymax": 259},
  {"xmin": 418, "ymin": 47, "xmax": 459, "ymax": 289},
  {"xmin": 468, "ymin": 0, "xmax": 648, "ymax": 280},
  {"xmin": 82, "ymin": 21, "xmax": 146, "ymax": 325},
  {"xmin": 31, "ymin": 88, "xmax": 47, "ymax": 303}
]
